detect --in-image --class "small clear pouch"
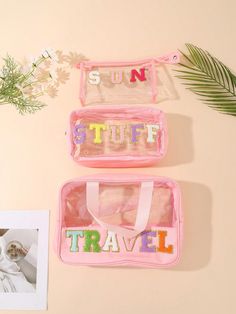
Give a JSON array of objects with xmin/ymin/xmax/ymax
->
[
  {"xmin": 55, "ymin": 174, "xmax": 183, "ymax": 268},
  {"xmin": 69, "ymin": 106, "xmax": 167, "ymax": 167},
  {"xmin": 77, "ymin": 52, "xmax": 180, "ymax": 105}
]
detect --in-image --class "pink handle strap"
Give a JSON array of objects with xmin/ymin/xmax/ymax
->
[{"xmin": 86, "ymin": 181, "xmax": 154, "ymax": 238}]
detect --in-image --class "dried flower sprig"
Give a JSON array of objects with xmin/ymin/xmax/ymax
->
[{"xmin": 0, "ymin": 49, "xmax": 88, "ymax": 114}]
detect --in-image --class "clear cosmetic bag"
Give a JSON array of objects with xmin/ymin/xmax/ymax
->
[
  {"xmin": 69, "ymin": 106, "xmax": 167, "ymax": 168},
  {"xmin": 55, "ymin": 174, "xmax": 183, "ymax": 268},
  {"xmin": 77, "ymin": 52, "xmax": 180, "ymax": 105}
]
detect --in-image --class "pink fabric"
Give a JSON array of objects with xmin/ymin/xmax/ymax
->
[
  {"xmin": 69, "ymin": 106, "xmax": 168, "ymax": 168},
  {"xmin": 60, "ymin": 226, "xmax": 179, "ymax": 267},
  {"xmin": 55, "ymin": 174, "xmax": 183, "ymax": 268}
]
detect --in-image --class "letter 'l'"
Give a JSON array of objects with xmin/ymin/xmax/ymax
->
[{"xmin": 157, "ymin": 230, "xmax": 173, "ymax": 254}]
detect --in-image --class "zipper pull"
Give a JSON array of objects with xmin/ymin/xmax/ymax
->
[{"xmin": 154, "ymin": 52, "xmax": 180, "ymax": 64}]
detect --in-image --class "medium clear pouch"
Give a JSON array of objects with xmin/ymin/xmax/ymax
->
[
  {"xmin": 55, "ymin": 174, "xmax": 183, "ymax": 268},
  {"xmin": 69, "ymin": 106, "xmax": 167, "ymax": 167},
  {"xmin": 77, "ymin": 52, "xmax": 179, "ymax": 105}
]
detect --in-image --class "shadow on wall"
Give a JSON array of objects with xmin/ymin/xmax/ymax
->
[
  {"xmin": 157, "ymin": 114, "xmax": 194, "ymax": 167},
  {"xmin": 172, "ymin": 180, "xmax": 212, "ymax": 271}
]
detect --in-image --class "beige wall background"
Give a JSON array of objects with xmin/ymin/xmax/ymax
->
[{"xmin": 0, "ymin": 0, "xmax": 235, "ymax": 313}]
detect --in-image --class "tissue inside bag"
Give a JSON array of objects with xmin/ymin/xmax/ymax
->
[{"xmin": 63, "ymin": 182, "xmax": 174, "ymax": 228}]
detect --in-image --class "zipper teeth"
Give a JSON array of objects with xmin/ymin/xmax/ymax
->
[
  {"xmin": 81, "ymin": 59, "xmax": 153, "ymax": 69},
  {"xmin": 72, "ymin": 106, "xmax": 163, "ymax": 120},
  {"xmin": 67, "ymin": 178, "xmax": 152, "ymax": 184},
  {"xmin": 63, "ymin": 176, "xmax": 177, "ymax": 186},
  {"xmin": 78, "ymin": 52, "xmax": 180, "ymax": 69}
]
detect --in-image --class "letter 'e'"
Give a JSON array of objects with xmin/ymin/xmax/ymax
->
[{"xmin": 140, "ymin": 231, "xmax": 156, "ymax": 252}]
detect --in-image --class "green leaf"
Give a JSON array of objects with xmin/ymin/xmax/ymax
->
[
  {"xmin": 176, "ymin": 43, "xmax": 236, "ymax": 116},
  {"xmin": 0, "ymin": 54, "xmax": 47, "ymax": 114}
]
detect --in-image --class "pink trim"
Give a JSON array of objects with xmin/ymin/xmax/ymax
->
[
  {"xmin": 79, "ymin": 62, "xmax": 86, "ymax": 105},
  {"xmin": 150, "ymin": 60, "xmax": 158, "ymax": 102}
]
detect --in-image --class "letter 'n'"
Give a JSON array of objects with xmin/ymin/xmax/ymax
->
[{"xmin": 130, "ymin": 68, "xmax": 146, "ymax": 83}]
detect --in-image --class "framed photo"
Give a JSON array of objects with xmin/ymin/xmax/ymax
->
[{"xmin": 0, "ymin": 211, "xmax": 49, "ymax": 310}]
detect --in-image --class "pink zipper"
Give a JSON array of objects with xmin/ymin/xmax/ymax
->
[{"xmin": 76, "ymin": 52, "xmax": 180, "ymax": 69}]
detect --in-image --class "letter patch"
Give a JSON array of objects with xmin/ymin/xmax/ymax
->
[
  {"xmin": 65, "ymin": 228, "xmax": 174, "ymax": 255},
  {"xmin": 73, "ymin": 122, "xmax": 160, "ymax": 146},
  {"xmin": 88, "ymin": 67, "xmax": 148, "ymax": 85}
]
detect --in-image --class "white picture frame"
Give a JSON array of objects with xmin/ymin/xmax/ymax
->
[{"xmin": 0, "ymin": 210, "xmax": 49, "ymax": 310}]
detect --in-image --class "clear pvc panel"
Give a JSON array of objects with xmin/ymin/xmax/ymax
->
[
  {"xmin": 63, "ymin": 182, "xmax": 174, "ymax": 229},
  {"xmin": 71, "ymin": 107, "xmax": 166, "ymax": 162},
  {"xmin": 81, "ymin": 64, "xmax": 177, "ymax": 105}
]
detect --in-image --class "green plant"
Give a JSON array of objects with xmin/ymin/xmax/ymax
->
[
  {"xmin": 175, "ymin": 43, "xmax": 236, "ymax": 116},
  {"xmin": 0, "ymin": 49, "xmax": 87, "ymax": 115},
  {"xmin": 0, "ymin": 54, "xmax": 49, "ymax": 114}
]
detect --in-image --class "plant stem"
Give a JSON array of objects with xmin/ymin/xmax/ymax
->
[{"xmin": 23, "ymin": 56, "xmax": 50, "ymax": 81}]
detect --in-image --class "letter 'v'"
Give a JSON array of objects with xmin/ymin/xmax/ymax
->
[{"xmin": 123, "ymin": 236, "xmax": 138, "ymax": 252}]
